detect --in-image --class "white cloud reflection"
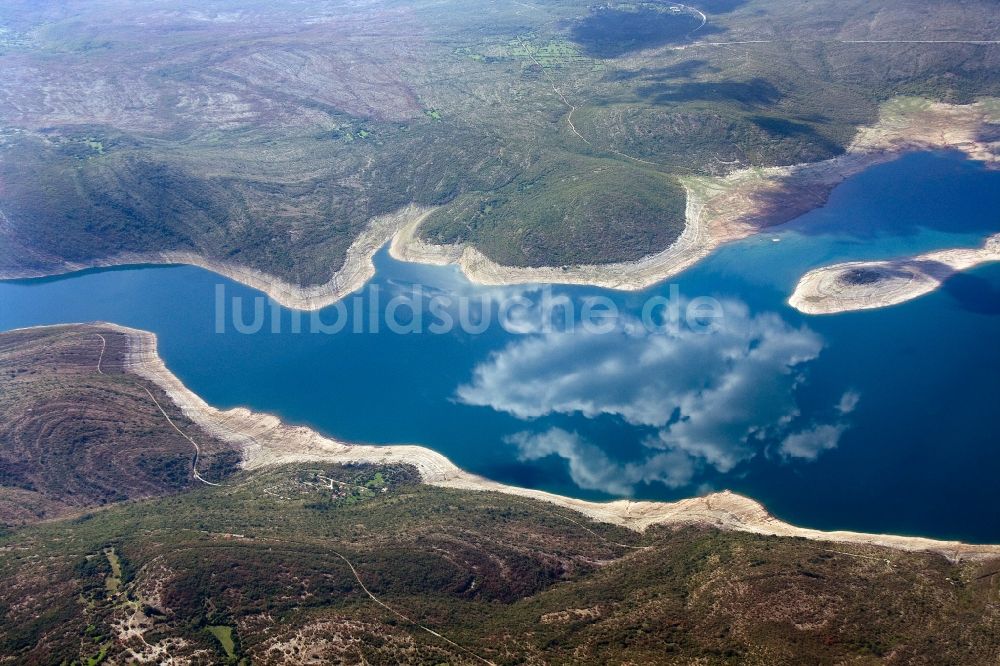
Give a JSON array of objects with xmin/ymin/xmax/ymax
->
[
  {"xmin": 506, "ymin": 428, "xmax": 696, "ymax": 494},
  {"xmin": 461, "ymin": 301, "xmax": 858, "ymax": 494},
  {"xmin": 778, "ymin": 423, "xmax": 847, "ymax": 460}
]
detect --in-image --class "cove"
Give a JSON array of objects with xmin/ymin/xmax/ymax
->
[{"xmin": 2, "ymin": 150, "xmax": 999, "ymax": 542}]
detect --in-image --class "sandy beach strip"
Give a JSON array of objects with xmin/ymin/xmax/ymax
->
[
  {"xmin": 789, "ymin": 233, "xmax": 1000, "ymax": 315},
  {"xmin": 65, "ymin": 321, "xmax": 997, "ymax": 563}
]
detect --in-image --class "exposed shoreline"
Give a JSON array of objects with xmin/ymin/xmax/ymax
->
[
  {"xmin": 46, "ymin": 320, "xmax": 992, "ymax": 563},
  {"xmin": 789, "ymin": 233, "xmax": 1000, "ymax": 314},
  {"xmin": 0, "ymin": 205, "xmax": 436, "ymax": 312},
  {"xmin": 390, "ymin": 98, "xmax": 999, "ymax": 291},
  {"xmin": 2, "ymin": 99, "xmax": 997, "ymax": 309}
]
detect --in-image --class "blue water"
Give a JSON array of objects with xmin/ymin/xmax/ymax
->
[{"xmin": 2, "ymin": 151, "xmax": 999, "ymax": 541}]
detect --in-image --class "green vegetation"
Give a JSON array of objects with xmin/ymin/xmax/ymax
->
[
  {"xmin": 84, "ymin": 138, "xmax": 104, "ymax": 155},
  {"xmin": 0, "ymin": 326, "xmax": 998, "ymax": 663},
  {"xmin": 1, "ymin": 0, "xmax": 997, "ymax": 278},
  {"xmin": 422, "ymin": 153, "xmax": 688, "ymax": 266},
  {"xmin": 207, "ymin": 625, "xmax": 236, "ymax": 660},
  {"xmin": 102, "ymin": 549, "xmax": 121, "ymax": 594},
  {"xmin": 1, "ymin": 462, "xmax": 999, "ymax": 664},
  {"xmin": 505, "ymin": 37, "xmax": 588, "ymax": 67},
  {"xmin": 84, "ymin": 644, "xmax": 108, "ymax": 666}
]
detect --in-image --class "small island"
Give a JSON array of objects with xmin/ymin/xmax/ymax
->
[{"xmin": 789, "ymin": 233, "xmax": 1000, "ymax": 314}]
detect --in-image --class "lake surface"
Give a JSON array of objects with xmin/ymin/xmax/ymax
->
[{"xmin": 3, "ymin": 151, "xmax": 999, "ymax": 542}]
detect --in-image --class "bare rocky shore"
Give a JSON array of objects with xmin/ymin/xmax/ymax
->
[
  {"xmin": 4, "ymin": 99, "xmax": 997, "ymax": 310},
  {"xmin": 790, "ymin": 232, "xmax": 1000, "ymax": 314},
  {"xmin": 98, "ymin": 322, "xmax": 1000, "ymax": 562},
  {"xmin": 0, "ymin": 206, "xmax": 436, "ymax": 311},
  {"xmin": 390, "ymin": 98, "xmax": 999, "ymax": 292}
]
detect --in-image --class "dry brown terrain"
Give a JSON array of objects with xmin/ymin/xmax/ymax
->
[
  {"xmin": 0, "ymin": 325, "xmax": 240, "ymax": 526},
  {"xmin": 1, "ymin": 325, "xmax": 1000, "ymax": 664},
  {"xmin": 87, "ymin": 322, "xmax": 996, "ymax": 562}
]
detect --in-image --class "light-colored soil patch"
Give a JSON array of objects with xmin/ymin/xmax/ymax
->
[{"xmin": 790, "ymin": 232, "xmax": 1000, "ymax": 314}]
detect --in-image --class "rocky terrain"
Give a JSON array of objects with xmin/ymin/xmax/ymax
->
[
  {"xmin": 2, "ymin": 0, "xmax": 999, "ymax": 291},
  {"xmin": 790, "ymin": 232, "xmax": 1000, "ymax": 314},
  {"xmin": 0, "ymin": 325, "xmax": 240, "ymax": 526},
  {"xmin": 2, "ymin": 325, "xmax": 1000, "ymax": 664}
]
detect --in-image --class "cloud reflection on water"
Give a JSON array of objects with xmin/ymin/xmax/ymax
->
[{"xmin": 459, "ymin": 300, "xmax": 857, "ymax": 494}]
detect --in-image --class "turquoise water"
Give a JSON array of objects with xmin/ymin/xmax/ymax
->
[{"xmin": 2, "ymin": 151, "xmax": 999, "ymax": 541}]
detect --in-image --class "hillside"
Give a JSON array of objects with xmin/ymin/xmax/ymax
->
[
  {"xmin": 0, "ymin": 325, "xmax": 240, "ymax": 526},
  {"xmin": 1, "ymin": 325, "xmax": 999, "ymax": 664},
  {"xmin": 1, "ymin": 0, "xmax": 998, "ymax": 283},
  {"xmin": 4, "ymin": 464, "xmax": 1000, "ymax": 664}
]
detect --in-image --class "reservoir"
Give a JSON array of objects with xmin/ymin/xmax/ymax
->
[{"xmin": 2, "ymin": 151, "xmax": 999, "ymax": 542}]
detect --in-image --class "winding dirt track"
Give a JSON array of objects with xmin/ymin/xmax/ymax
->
[
  {"xmin": 141, "ymin": 386, "xmax": 221, "ymax": 487},
  {"xmin": 330, "ymin": 549, "xmax": 496, "ymax": 665},
  {"xmin": 96, "ymin": 333, "xmax": 107, "ymax": 375},
  {"xmin": 514, "ymin": 34, "xmax": 590, "ymax": 145}
]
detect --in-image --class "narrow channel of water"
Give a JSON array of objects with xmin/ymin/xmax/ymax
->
[{"xmin": 3, "ymin": 151, "xmax": 999, "ymax": 541}]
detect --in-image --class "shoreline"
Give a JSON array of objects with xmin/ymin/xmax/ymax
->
[
  {"xmin": 789, "ymin": 233, "xmax": 1000, "ymax": 314},
  {"xmin": 0, "ymin": 205, "xmax": 436, "ymax": 312},
  {"xmin": 2, "ymin": 99, "xmax": 997, "ymax": 309},
  {"xmin": 389, "ymin": 98, "xmax": 999, "ymax": 290},
  {"xmin": 61, "ymin": 320, "xmax": 998, "ymax": 562}
]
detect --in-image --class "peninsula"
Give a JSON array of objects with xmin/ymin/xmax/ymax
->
[
  {"xmin": 2, "ymin": 0, "xmax": 1000, "ymax": 307},
  {"xmin": 54, "ymin": 323, "xmax": 1000, "ymax": 560},
  {"xmin": 789, "ymin": 232, "xmax": 1000, "ymax": 315},
  {"xmin": 2, "ymin": 323, "xmax": 1000, "ymax": 663},
  {"xmin": 4, "ymin": 100, "xmax": 997, "ymax": 311}
]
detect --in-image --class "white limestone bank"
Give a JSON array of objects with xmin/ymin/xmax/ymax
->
[
  {"xmin": 92, "ymin": 322, "xmax": 1000, "ymax": 562},
  {"xmin": 0, "ymin": 205, "xmax": 437, "ymax": 311},
  {"xmin": 790, "ymin": 233, "xmax": 1000, "ymax": 315},
  {"xmin": 3, "ymin": 99, "xmax": 997, "ymax": 310},
  {"xmin": 391, "ymin": 98, "xmax": 1000, "ymax": 291}
]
